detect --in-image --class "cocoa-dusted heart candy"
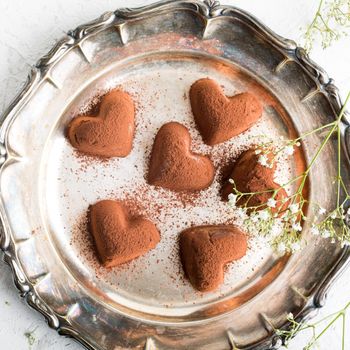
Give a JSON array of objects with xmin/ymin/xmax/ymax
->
[
  {"xmin": 180, "ymin": 225, "xmax": 247, "ymax": 292},
  {"xmin": 89, "ymin": 200, "xmax": 160, "ymax": 267},
  {"xmin": 190, "ymin": 78, "xmax": 263, "ymax": 145},
  {"xmin": 222, "ymin": 148, "xmax": 288, "ymax": 213},
  {"xmin": 148, "ymin": 122, "xmax": 215, "ymax": 192},
  {"xmin": 67, "ymin": 89, "xmax": 135, "ymax": 158}
]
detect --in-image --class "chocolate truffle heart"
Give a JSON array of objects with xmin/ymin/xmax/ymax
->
[
  {"xmin": 67, "ymin": 89, "xmax": 135, "ymax": 157},
  {"xmin": 222, "ymin": 148, "xmax": 288, "ymax": 213},
  {"xmin": 148, "ymin": 122, "xmax": 215, "ymax": 191},
  {"xmin": 180, "ymin": 225, "xmax": 247, "ymax": 292},
  {"xmin": 89, "ymin": 200, "xmax": 160, "ymax": 267},
  {"xmin": 190, "ymin": 78, "xmax": 263, "ymax": 145}
]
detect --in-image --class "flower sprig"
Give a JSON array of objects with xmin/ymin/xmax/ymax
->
[
  {"xmin": 255, "ymin": 136, "xmax": 301, "ymax": 169},
  {"xmin": 304, "ymin": 0, "xmax": 350, "ymax": 52},
  {"xmin": 276, "ymin": 303, "xmax": 349, "ymax": 350},
  {"xmin": 266, "ymin": 3, "xmax": 350, "ymax": 348},
  {"xmin": 228, "ymin": 181, "xmax": 304, "ymax": 254},
  {"xmin": 227, "ymin": 91, "xmax": 350, "ymax": 255}
]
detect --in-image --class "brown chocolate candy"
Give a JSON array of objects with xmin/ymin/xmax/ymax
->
[
  {"xmin": 67, "ymin": 90, "xmax": 135, "ymax": 158},
  {"xmin": 180, "ymin": 225, "xmax": 247, "ymax": 292},
  {"xmin": 89, "ymin": 200, "xmax": 160, "ymax": 267},
  {"xmin": 222, "ymin": 148, "xmax": 289, "ymax": 213},
  {"xmin": 148, "ymin": 122, "xmax": 215, "ymax": 192},
  {"xmin": 190, "ymin": 78, "xmax": 263, "ymax": 145}
]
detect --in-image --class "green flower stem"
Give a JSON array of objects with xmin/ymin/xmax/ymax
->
[
  {"xmin": 291, "ymin": 91, "xmax": 350, "ymax": 209},
  {"xmin": 304, "ymin": 0, "xmax": 350, "ymax": 51},
  {"xmin": 305, "ymin": 0, "xmax": 325, "ymax": 39},
  {"xmin": 281, "ymin": 302, "xmax": 350, "ymax": 349}
]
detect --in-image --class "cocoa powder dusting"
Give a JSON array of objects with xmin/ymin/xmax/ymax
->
[{"xmin": 63, "ymin": 63, "xmax": 299, "ymax": 303}]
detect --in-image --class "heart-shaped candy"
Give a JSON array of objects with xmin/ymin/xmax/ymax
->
[
  {"xmin": 89, "ymin": 200, "xmax": 160, "ymax": 267},
  {"xmin": 148, "ymin": 122, "xmax": 215, "ymax": 191},
  {"xmin": 190, "ymin": 78, "xmax": 263, "ymax": 145},
  {"xmin": 67, "ymin": 90, "xmax": 135, "ymax": 157},
  {"xmin": 222, "ymin": 148, "xmax": 288, "ymax": 213},
  {"xmin": 180, "ymin": 225, "xmax": 247, "ymax": 292}
]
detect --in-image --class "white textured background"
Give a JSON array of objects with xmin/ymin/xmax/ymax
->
[{"xmin": 0, "ymin": 1, "xmax": 349, "ymax": 349}]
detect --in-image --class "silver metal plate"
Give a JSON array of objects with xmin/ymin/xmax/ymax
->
[{"xmin": 1, "ymin": 1, "xmax": 350, "ymax": 349}]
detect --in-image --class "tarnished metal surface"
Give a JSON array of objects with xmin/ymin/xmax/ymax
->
[{"xmin": 0, "ymin": 1, "xmax": 349, "ymax": 349}]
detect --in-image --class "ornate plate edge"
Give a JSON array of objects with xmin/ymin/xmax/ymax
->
[{"xmin": 0, "ymin": 1, "xmax": 349, "ymax": 349}]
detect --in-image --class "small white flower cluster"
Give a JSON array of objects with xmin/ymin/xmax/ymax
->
[
  {"xmin": 309, "ymin": 225, "xmax": 331, "ymax": 238},
  {"xmin": 267, "ymin": 198, "xmax": 276, "ymax": 208},
  {"xmin": 257, "ymin": 153, "xmax": 273, "ymax": 168},
  {"xmin": 255, "ymin": 138, "xmax": 301, "ymax": 169},
  {"xmin": 228, "ymin": 193, "xmax": 237, "ymax": 208},
  {"xmin": 278, "ymin": 137, "xmax": 301, "ymax": 155},
  {"xmin": 242, "ymin": 204, "xmax": 304, "ymax": 255},
  {"xmin": 309, "ymin": 205, "xmax": 350, "ymax": 247},
  {"xmin": 226, "ymin": 161, "xmax": 350, "ymax": 255},
  {"xmin": 289, "ymin": 203, "xmax": 299, "ymax": 214},
  {"xmin": 284, "ymin": 145, "xmax": 295, "ymax": 156}
]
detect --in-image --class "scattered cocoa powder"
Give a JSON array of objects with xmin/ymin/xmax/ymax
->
[
  {"xmin": 148, "ymin": 121, "xmax": 215, "ymax": 191},
  {"xmin": 65, "ymin": 67, "xmax": 299, "ymax": 299},
  {"xmin": 179, "ymin": 225, "xmax": 247, "ymax": 292},
  {"xmin": 190, "ymin": 78, "xmax": 263, "ymax": 145},
  {"xmin": 67, "ymin": 89, "xmax": 135, "ymax": 158},
  {"xmin": 89, "ymin": 200, "xmax": 160, "ymax": 267},
  {"xmin": 222, "ymin": 148, "xmax": 288, "ymax": 213}
]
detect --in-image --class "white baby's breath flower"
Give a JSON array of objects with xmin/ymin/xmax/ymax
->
[
  {"xmin": 289, "ymin": 203, "xmax": 299, "ymax": 214},
  {"xmin": 270, "ymin": 221, "xmax": 283, "ymax": 237},
  {"xmin": 296, "ymin": 141, "xmax": 301, "ymax": 147},
  {"xmin": 228, "ymin": 193, "xmax": 237, "ymax": 207},
  {"xmin": 277, "ymin": 242, "xmax": 286, "ymax": 254},
  {"xmin": 228, "ymin": 193, "xmax": 236, "ymax": 201},
  {"xmin": 321, "ymin": 229, "xmax": 331, "ymax": 238},
  {"xmin": 330, "ymin": 212, "xmax": 337, "ymax": 219},
  {"xmin": 259, "ymin": 210, "xmax": 270, "ymax": 221},
  {"xmin": 285, "ymin": 145, "xmax": 294, "ymax": 156},
  {"xmin": 287, "ymin": 312, "xmax": 294, "ymax": 320},
  {"xmin": 310, "ymin": 226, "xmax": 320, "ymax": 236},
  {"xmin": 267, "ymin": 198, "xmax": 276, "ymax": 208},
  {"xmin": 255, "ymin": 149, "xmax": 262, "ymax": 155},
  {"xmin": 250, "ymin": 212, "xmax": 260, "ymax": 223},
  {"xmin": 318, "ymin": 207, "xmax": 327, "ymax": 215},
  {"xmin": 291, "ymin": 242, "xmax": 301, "ymax": 251},
  {"xmin": 228, "ymin": 178, "xmax": 234, "ymax": 184},
  {"xmin": 292, "ymin": 222, "xmax": 302, "ymax": 232},
  {"xmin": 258, "ymin": 154, "xmax": 269, "ymax": 167}
]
